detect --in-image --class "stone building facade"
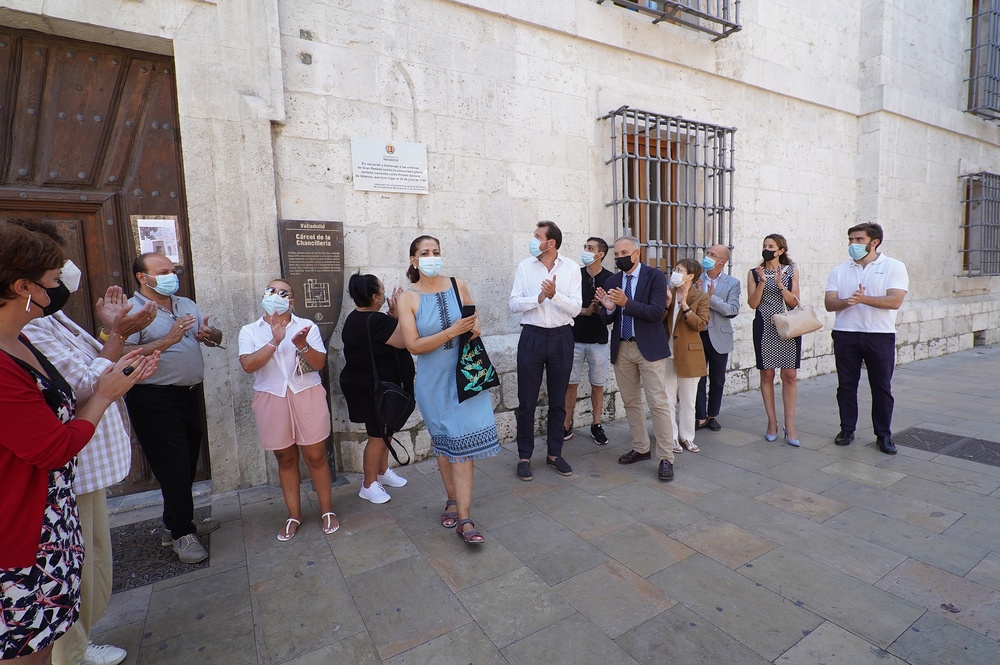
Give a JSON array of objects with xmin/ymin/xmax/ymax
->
[{"xmin": 2, "ymin": 0, "xmax": 998, "ymax": 489}]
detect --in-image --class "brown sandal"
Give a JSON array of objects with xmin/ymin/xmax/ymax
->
[
  {"xmin": 455, "ymin": 518, "xmax": 484, "ymax": 545},
  {"xmin": 440, "ymin": 499, "xmax": 458, "ymax": 528}
]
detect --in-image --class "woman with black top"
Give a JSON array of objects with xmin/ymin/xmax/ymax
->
[{"xmin": 340, "ymin": 273, "xmax": 415, "ymax": 504}]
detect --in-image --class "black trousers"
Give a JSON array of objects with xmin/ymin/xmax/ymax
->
[
  {"xmin": 695, "ymin": 331, "xmax": 728, "ymax": 420},
  {"xmin": 515, "ymin": 324, "xmax": 574, "ymax": 460},
  {"xmin": 125, "ymin": 383, "xmax": 203, "ymax": 539},
  {"xmin": 832, "ymin": 331, "xmax": 896, "ymax": 438}
]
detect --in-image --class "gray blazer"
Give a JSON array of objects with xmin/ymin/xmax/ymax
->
[{"xmin": 701, "ymin": 271, "xmax": 741, "ymax": 354}]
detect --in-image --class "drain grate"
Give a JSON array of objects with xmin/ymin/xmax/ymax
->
[
  {"xmin": 894, "ymin": 427, "xmax": 1000, "ymax": 468},
  {"xmin": 111, "ymin": 506, "xmax": 211, "ymax": 592}
]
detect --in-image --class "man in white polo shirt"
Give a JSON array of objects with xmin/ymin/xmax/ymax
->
[{"xmin": 824, "ymin": 223, "xmax": 908, "ymax": 455}]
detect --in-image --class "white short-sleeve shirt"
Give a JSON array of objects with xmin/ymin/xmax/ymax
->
[
  {"xmin": 825, "ymin": 253, "xmax": 909, "ymax": 333},
  {"xmin": 238, "ymin": 314, "xmax": 324, "ymax": 396}
]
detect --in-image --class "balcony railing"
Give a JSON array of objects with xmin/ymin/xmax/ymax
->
[{"xmin": 596, "ymin": 0, "xmax": 741, "ymax": 41}]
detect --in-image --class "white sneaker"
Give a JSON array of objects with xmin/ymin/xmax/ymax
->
[
  {"xmin": 81, "ymin": 642, "xmax": 127, "ymax": 665},
  {"xmin": 358, "ymin": 481, "xmax": 391, "ymax": 504},
  {"xmin": 377, "ymin": 468, "xmax": 407, "ymax": 487}
]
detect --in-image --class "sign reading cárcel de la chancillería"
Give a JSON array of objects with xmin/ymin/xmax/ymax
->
[{"xmin": 277, "ymin": 220, "xmax": 344, "ymax": 344}]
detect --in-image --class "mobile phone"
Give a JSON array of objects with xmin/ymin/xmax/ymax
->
[{"xmin": 462, "ymin": 305, "xmax": 476, "ymax": 317}]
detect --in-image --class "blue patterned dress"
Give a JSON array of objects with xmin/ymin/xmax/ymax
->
[{"xmin": 413, "ymin": 287, "xmax": 500, "ymax": 462}]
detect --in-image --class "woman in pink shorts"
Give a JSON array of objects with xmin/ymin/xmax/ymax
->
[{"xmin": 238, "ymin": 279, "xmax": 338, "ymax": 541}]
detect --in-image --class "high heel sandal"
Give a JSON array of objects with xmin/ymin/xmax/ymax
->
[
  {"xmin": 784, "ymin": 428, "xmax": 800, "ymax": 447},
  {"xmin": 764, "ymin": 424, "xmax": 778, "ymax": 442}
]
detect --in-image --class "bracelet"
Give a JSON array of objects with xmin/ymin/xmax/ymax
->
[
  {"xmin": 99, "ymin": 328, "xmax": 110, "ymax": 342},
  {"xmin": 295, "ymin": 345, "xmax": 307, "ymax": 352},
  {"xmin": 266, "ymin": 342, "xmax": 278, "ymax": 350}
]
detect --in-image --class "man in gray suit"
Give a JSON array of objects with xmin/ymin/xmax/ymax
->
[{"xmin": 695, "ymin": 245, "xmax": 741, "ymax": 431}]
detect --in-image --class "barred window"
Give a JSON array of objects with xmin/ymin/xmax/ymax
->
[
  {"xmin": 961, "ymin": 172, "xmax": 1000, "ymax": 276},
  {"xmin": 595, "ymin": 1, "xmax": 741, "ymax": 41},
  {"xmin": 968, "ymin": 0, "xmax": 1000, "ymax": 120},
  {"xmin": 603, "ymin": 106, "xmax": 736, "ymax": 272}
]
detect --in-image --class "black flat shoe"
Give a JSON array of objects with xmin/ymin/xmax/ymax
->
[
  {"xmin": 877, "ymin": 437, "xmax": 897, "ymax": 455},
  {"xmin": 658, "ymin": 459, "xmax": 675, "ymax": 481},
  {"xmin": 834, "ymin": 430, "xmax": 855, "ymax": 446}
]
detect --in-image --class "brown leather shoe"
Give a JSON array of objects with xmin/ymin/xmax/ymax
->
[
  {"xmin": 658, "ymin": 459, "xmax": 675, "ymax": 481},
  {"xmin": 618, "ymin": 450, "xmax": 652, "ymax": 464}
]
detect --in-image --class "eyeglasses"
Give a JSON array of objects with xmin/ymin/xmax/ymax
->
[
  {"xmin": 705, "ymin": 251, "xmax": 723, "ymax": 260},
  {"xmin": 588, "ymin": 275, "xmax": 596, "ymax": 291},
  {"xmin": 264, "ymin": 287, "xmax": 291, "ymax": 299}
]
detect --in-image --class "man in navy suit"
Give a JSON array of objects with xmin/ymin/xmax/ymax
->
[
  {"xmin": 596, "ymin": 236, "xmax": 676, "ymax": 481},
  {"xmin": 696, "ymin": 244, "xmax": 741, "ymax": 431}
]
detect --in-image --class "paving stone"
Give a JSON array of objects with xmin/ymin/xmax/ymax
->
[
  {"xmin": 943, "ymin": 512, "xmax": 1000, "ymax": 552},
  {"xmin": 651, "ymin": 469, "xmax": 720, "ymax": 502},
  {"xmin": 824, "ymin": 506, "xmax": 987, "ymax": 576},
  {"xmin": 888, "ymin": 612, "xmax": 1000, "ymax": 665},
  {"xmin": 86, "ymin": 620, "xmax": 143, "ymax": 665},
  {"xmin": 243, "ymin": 499, "xmax": 338, "ymax": 585},
  {"xmin": 615, "ymin": 604, "xmax": 770, "ymax": 665},
  {"xmin": 888, "ymin": 475, "xmax": 996, "ymax": 516},
  {"xmin": 490, "ymin": 512, "xmax": 609, "ymax": 585},
  {"xmin": 648, "ymin": 554, "xmax": 824, "ymax": 662},
  {"xmin": 965, "ymin": 551, "xmax": 1000, "ymax": 592},
  {"xmin": 699, "ymin": 441, "xmax": 792, "ymax": 473},
  {"xmin": 876, "ymin": 558, "xmax": 1000, "ymax": 639},
  {"xmin": 600, "ymin": 482, "xmax": 710, "ymax": 535},
  {"xmin": 93, "ymin": 585, "xmax": 151, "ymax": 637},
  {"xmin": 333, "ymin": 523, "xmax": 421, "ymax": 577},
  {"xmin": 670, "ymin": 517, "xmax": 777, "ymax": 569},
  {"xmin": 588, "ymin": 522, "xmax": 695, "ymax": 577},
  {"xmin": 774, "ymin": 620, "xmax": 905, "ymax": 665},
  {"xmin": 761, "ymin": 461, "xmax": 848, "ymax": 493},
  {"xmin": 347, "ymin": 554, "xmax": 471, "ymax": 660},
  {"xmin": 556, "ymin": 456, "xmax": 636, "ymax": 494},
  {"xmin": 705, "ymin": 466, "xmax": 785, "ymax": 497},
  {"xmin": 456, "ymin": 566, "xmax": 575, "ymax": 648},
  {"xmin": 750, "ymin": 512, "xmax": 907, "ymax": 584},
  {"xmin": 252, "ymin": 560, "xmax": 366, "ymax": 663},
  {"xmin": 382, "ymin": 622, "xmax": 508, "ymax": 665},
  {"xmin": 137, "ymin": 610, "xmax": 257, "ymax": 665},
  {"xmin": 689, "ymin": 487, "xmax": 782, "ymax": 528},
  {"xmin": 820, "ymin": 479, "xmax": 964, "ymax": 532},
  {"xmin": 501, "ymin": 613, "xmax": 640, "ymax": 665},
  {"xmin": 739, "ymin": 547, "xmax": 923, "ymax": 648},
  {"xmin": 464, "ymin": 488, "xmax": 539, "ymax": 530},
  {"xmin": 141, "ymin": 567, "xmax": 251, "ymax": 645},
  {"xmin": 528, "ymin": 485, "xmax": 635, "ymax": 539},
  {"xmin": 554, "ymin": 560, "xmax": 676, "ymax": 638},
  {"xmin": 756, "ymin": 484, "xmax": 849, "ymax": 522},
  {"xmin": 283, "ymin": 632, "xmax": 382, "ymax": 665},
  {"xmin": 819, "ymin": 459, "xmax": 906, "ymax": 489},
  {"xmin": 410, "ymin": 524, "xmax": 521, "ymax": 592},
  {"xmin": 879, "ymin": 455, "xmax": 1000, "ymax": 495}
]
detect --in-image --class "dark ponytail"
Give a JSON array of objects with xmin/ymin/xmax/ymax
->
[{"xmin": 348, "ymin": 272, "xmax": 381, "ymax": 307}]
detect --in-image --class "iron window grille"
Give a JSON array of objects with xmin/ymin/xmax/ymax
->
[
  {"xmin": 595, "ymin": 0, "xmax": 741, "ymax": 41},
  {"xmin": 961, "ymin": 172, "xmax": 1000, "ymax": 276},
  {"xmin": 968, "ymin": 0, "xmax": 1000, "ymax": 120},
  {"xmin": 602, "ymin": 105, "xmax": 736, "ymax": 273}
]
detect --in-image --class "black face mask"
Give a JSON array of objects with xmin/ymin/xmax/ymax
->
[
  {"xmin": 36, "ymin": 280, "xmax": 71, "ymax": 317},
  {"xmin": 762, "ymin": 249, "xmax": 776, "ymax": 262},
  {"xmin": 615, "ymin": 255, "xmax": 635, "ymax": 273}
]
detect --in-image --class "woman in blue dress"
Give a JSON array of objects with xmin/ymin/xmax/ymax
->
[{"xmin": 396, "ymin": 235, "xmax": 500, "ymax": 544}]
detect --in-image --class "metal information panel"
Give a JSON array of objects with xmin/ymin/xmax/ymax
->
[{"xmin": 277, "ymin": 220, "xmax": 344, "ymax": 344}]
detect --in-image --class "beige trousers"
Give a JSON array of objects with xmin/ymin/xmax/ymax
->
[
  {"xmin": 664, "ymin": 359, "xmax": 700, "ymax": 444},
  {"xmin": 614, "ymin": 341, "xmax": 676, "ymax": 462},
  {"xmin": 52, "ymin": 489, "xmax": 112, "ymax": 665}
]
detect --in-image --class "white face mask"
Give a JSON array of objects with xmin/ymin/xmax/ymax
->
[
  {"xmin": 581, "ymin": 251, "xmax": 596, "ymax": 266},
  {"xmin": 418, "ymin": 256, "xmax": 443, "ymax": 277},
  {"xmin": 670, "ymin": 271, "xmax": 686, "ymax": 288},
  {"xmin": 61, "ymin": 260, "xmax": 83, "ymax": 293}
]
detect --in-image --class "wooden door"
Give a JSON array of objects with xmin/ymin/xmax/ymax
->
[{"xmin": 0, "ymin": 27, "xmax": 208, "ymax": 494}]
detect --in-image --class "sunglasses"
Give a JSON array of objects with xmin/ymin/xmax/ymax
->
[{"xmin": 263, "ymin": 287, "xmax": 292, "ymax": 299}]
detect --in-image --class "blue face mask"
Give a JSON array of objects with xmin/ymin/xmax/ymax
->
[
  {"xmin": 149, "ymin": 273, "xmax": 179, "ymax": 296},
  {"xmin": 418, "ymin": 256, "xmax": 443, "ymax": 277},
  {"xmin": 262, "ymin": 294, "xmax": 291, "ymax": 316},
  {"xmin": 701, "ymin": 256, "xmax": 716, "ymax": 271},
  {"xmin": 529, "ymin": 237, "xmax": 544, "ymax": 258},
  {"xmin": 581, "ymin": 251, "xmax": 596, "ymax": 266},
  {"xmin": 848, "ymin": 243, "xmax": 870, "ymax": 261}
]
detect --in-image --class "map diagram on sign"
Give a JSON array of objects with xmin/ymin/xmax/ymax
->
[{"xmin": 303, "ymin": 278, "xmax": 330, "ymax": 309}]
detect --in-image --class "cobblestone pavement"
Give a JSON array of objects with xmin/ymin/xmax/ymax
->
[{"xmin": 97, "ymin": 345, "xmax": 1000, "ymax": 664}]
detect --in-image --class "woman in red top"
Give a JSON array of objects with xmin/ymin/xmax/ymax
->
[{"xmin": 0, "ymin": 222, "xmax": 157, "ymax": 664}]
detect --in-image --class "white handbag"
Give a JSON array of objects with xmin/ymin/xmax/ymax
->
[{"xmin": 771, "ymin": 302, "xmax": 823, "ymax": 339}]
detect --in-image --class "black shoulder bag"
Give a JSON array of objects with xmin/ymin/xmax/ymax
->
[
  {"xmin": 366, "ymin": 315, "xmax": 414, "ymax": 465},
  {"xmin": 450, "ymin": 278, "xmax": 501, "ymax": 403}
]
